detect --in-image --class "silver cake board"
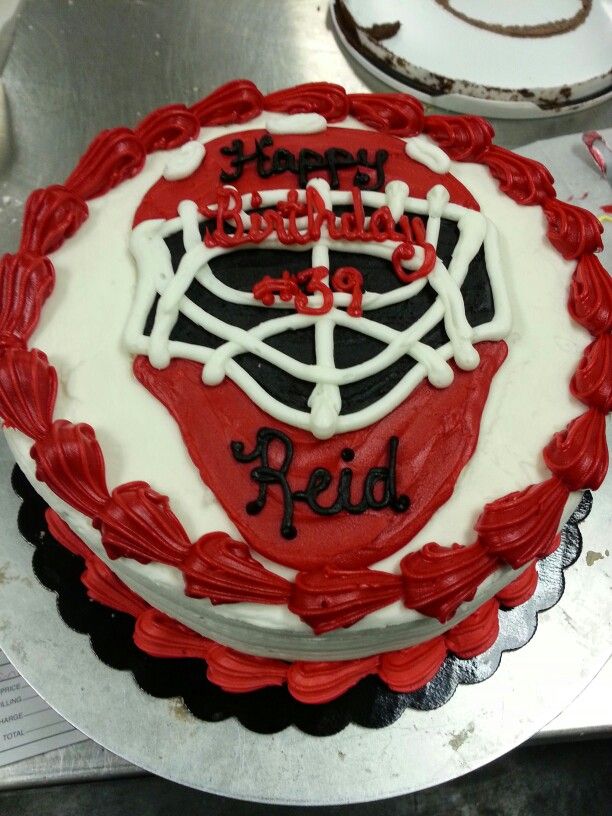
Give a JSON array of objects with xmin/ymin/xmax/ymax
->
[{"xmin": 0, "ymin": 436, "xmax": 610, "ymax": 804}]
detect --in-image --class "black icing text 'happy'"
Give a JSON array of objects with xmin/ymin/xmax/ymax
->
[{"xmin": 219, "ymin": 135, "xmax": 388, "ymax": 190}]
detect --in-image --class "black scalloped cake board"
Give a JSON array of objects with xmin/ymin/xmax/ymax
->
[{"xmin": 11, "ymin": 465, "xmax": 590, "ymax": 737}]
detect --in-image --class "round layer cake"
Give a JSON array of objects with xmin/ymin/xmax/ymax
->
[{"xmin": 0, "ymin": 81, "xmax": 609, "ymax": 701}]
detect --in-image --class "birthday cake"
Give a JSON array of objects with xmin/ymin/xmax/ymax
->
[{"xmin": 0, "ymin": 81, "xmax": 609, "ymax": 704}]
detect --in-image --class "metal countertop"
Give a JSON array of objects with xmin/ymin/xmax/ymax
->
[{"xmin": 0, "ymin": 0, "xmax": 609, "ymax": 793}]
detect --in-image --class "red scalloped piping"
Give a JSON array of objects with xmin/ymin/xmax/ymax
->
[
  {"xmin": 348, "ymin": 92, "xmax": 424, "ymax": 136},
  {"xmin": 568, "ymin": 255, "xmax": 612, "ymax": 335},
  {"xmin": 46, "ymin": 515, "xmax": 544, "ymax": 703},
  {"xmin": 0, "ymin": 348, "xmax": 57, "ymax": 440},
  {"xmin": 30, "ymin": 420, "xmax": 110, "ymax": 517},
  {"xmin": 400, "ymin": 542, "xmax": 498, "ymax": 623},
  {"xmin": 496, "ymin": 562, "xmax": 538, "ymax": 609},
  {"xmin": 444, "ymin": 598, "xmax": 500, "ymax": 659},
  {"xmin": 543, "ymin": 409, "xmax": 608, "ymax": 491},
  {"xmin": 183, "ymin": 532, "xmax": 291, "ymax": 605},
  {"xmin": 543, "ymin": 199, "xmax": 603, "ymax": 260},
  {"xmin": 82, "ymin": 556, "xmax": 150, "ymax": 618},
  {"xmin": 64, "ymin": 128, "xmax": 146, "ymax": 200},
  {"xmin": 205, "ymin": 644, "xmax": 288, "ymax": 694},
  {"xmin": 189, "ymin": 79, "xmax": 263, "ymax": 126},
  {"xmin": 264, "ymin": 82, "xmax": 349, "ymax": 121},
  {"xmin": 93, "ymin": 480, "xmax": 191, "ymax": 566},
  {"xmin": 570, "ymin": 334, "xmax": 612, "ymax": 413},
  {"xmin": 287, "ymin": 656, "xmax": 379, "ymax": 704},
  {"xmin": 288, "ymin": 566, "xmax": 403, "ymax": 634},
  {"xmin": 45, "ymin": 508, "xmax": 91, "ymax": 559},
  {"xmin": 19, "ymin": 186, "xmax": 88, "ymax": 256},
  {"xmin": 0, "ymin": 253, "xmax": 55, "ymax": 350},
  {"xmin": 474, "ymin": 478, "xmax": 570, "ymax": 569},
  {"xmin": 479, "ymin": 145, "xmax": 555, "ymax": 205},
  {"xmin": 134, "ymin": 104, "xmax": 200, "ymax": 152},
  {"xmin": 133, "ymin": 609, "xmax": 211, "ymax": 659},
  {"xmin": 423, "ymin": 115, "xmax": 493, "ymax": 161},
  {"xmin": 46, "ymin": 506, "xmax": 148, "ymax": 616},
  {"xmin": 0, "ymin": 82, "xmax": 609, "ymax": 681},
  {"xmin": 378, "ymin": 637, "xmax": 447, "ymax": 693}
]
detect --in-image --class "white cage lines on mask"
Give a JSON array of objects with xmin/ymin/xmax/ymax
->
[{"xmin": 126, "ymin": 179, "xmax": 511, "ymax": 439}]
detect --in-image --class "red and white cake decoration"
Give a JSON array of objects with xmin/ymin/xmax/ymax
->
[{"xmin": 0, "ymin": 81, "xmax": 609, "ymax": 703}]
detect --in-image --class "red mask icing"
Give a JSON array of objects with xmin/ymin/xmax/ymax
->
[
  {"xmin": 132, "ymin": 127, "xmax": 508, "ymax": 571},
  {"xmin": 134, "ymin": 342, "xmax": 506, "ymax": 571}
]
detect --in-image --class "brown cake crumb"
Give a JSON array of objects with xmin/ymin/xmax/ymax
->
[{"xmin": 364, "ymin": 21, "xmax": 401, "ymax": 42}]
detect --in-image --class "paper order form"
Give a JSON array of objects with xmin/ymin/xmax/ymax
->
[{"xmin": 0, "ymin": 649, "xmax": 85, "ymax": 767}]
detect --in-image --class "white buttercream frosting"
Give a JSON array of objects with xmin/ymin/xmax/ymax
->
[
  {"xmin": 162, "ymin": 139, "xmax": 205, "ymax": 181},
  {"xmin": 264, "ymin": 112, "xmax": 327, "ymax": 134},
  {"xmin": 404, "ymin": 134, "xmax": 452, "ymax": 174}
]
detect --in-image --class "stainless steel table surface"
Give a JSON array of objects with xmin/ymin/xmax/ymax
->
[
  {"xmin": 0, "ymin": 0, "xmax": 609, "ymax": 792},
  {"xmin": 0, "ymin": 662, "xmax": 607, "ymax": 791}
]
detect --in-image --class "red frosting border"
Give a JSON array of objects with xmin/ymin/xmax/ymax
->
[
  {"xmin": 0, "ymin": 80, "xmax": 609, "ymax": 667},
  {"xmin": 47, "ymin": 506, "xmax": 537, "ymax": 704}
]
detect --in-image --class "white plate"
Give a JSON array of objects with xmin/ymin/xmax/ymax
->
[
  {"xmin": 0, "ymin": 0, "xmax": 22, "ymax": 74},
  {"xmin": 331, "ymin": 0, "xmax": 612, "ymax": 118}
]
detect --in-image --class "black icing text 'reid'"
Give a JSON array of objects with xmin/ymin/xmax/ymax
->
[{"xmin": 230, "ymin": 427, "xmax": 409, "ymax": 539}]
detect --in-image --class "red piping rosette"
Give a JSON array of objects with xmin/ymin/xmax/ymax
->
[
  {"xmin": 568, "ymin": 254, "xmax": 612, "ymax": 336},
  {"xmin": 19, "ymin": 185, "xmax": 88, "ymax": 256},
  {"xmin": 45, "ymin": 507, "xmax": 91, "ymax": 559},
  {"xmin": 424, "ymin": 114, "xmax": 494, "ymax": 161},
  {"xmin": 400, "ymin": 542, "xmax": 498, "ymax": 623},
  {"xmin": 543, "ymin": 409, "xmax": 609, "ymax": 491},
  {"xmin": 480, "ymin": 145, "xmax": 555, "ymax": 205},
  {"xmin": 378, "ymin": 637, "xmax": 447, "ymax": 692},
  {"xmin": 95, "ymin": 481, "xmax": 191, "ymax": 566},
  {"xmin": 475, "ymin": 478, "xmax": 569, "ymax": 569},
  {"xmin": 264, "ymin": 82, "xmax": 349, "ymax": 121},
  {"xmin": 133, "ymin": 609, "xmax": 211, "ymax": 659},
  {"xmin": 82, "ymin": 556, "xmax": 150, "ymax": 618},
  {"xmin": 348, "ymin": 92, "xmax": 424, "ymax": 136},
  {"xmin": 134, "ymin": 104, "xmax": 200, "ymax": 152},
  {"xmin": 47, "ymin": 505, "xmax": 149, "ymax": 617},
  {"xmin": 205, "ymin": 645, "xmax": 288, "ymax": 693},
  {"xmin": 570, "ymin": 334, "xmax": 612, "ymax": 413},
  {"xmin": 65, "ymin": 128, "xmax": 146, "ymax": 200},
  {"xmin": 190, "ymin": 79, "xmax": 263, "ymax": 126},
  {"xmin": 444, "ymin": 598, "xmax": 500, "ymax": 659},
  {"xmin": 31, "ymin": 420, "xmax": 110, "ymax": 518},
  {"xmin": 543, "ymin": 199, "xmax": 603, "ymax": 260},
  {"xmin": 287, "ymin": 656, "xmax": 379, "ymax": 704},
  {"xmin": 0, "ymin": 348, "xmax": 57, "ymax": 439},
  {"xmin": 289, "ymin": 566, "xmax": 403, "ymax": 634},
  {"xmin": 0, "ymin": 253, "xmax": 55, "ymax": 349},
  {"xmin": 183, "ymin": 532, "xmax": 291, "ymax": 605},
  {"xmin": 495, "ymin": 562, "xmax": 539, "ymax": 608}
]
